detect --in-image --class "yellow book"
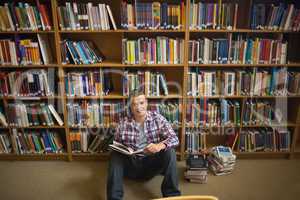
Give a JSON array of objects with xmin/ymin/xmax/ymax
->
[
  {"xmin": 145, "ymin": 70, "xmax": 150, "ymax": 96},
  {"xmin": 170, "ymin": 39, "xmax": 174, "ymax": 64},
  {"xmin": 177, "ymin": 5, "xmax": 180, "ymax": 28},
  {"xmin": 131, "ymin": 41, "xmax": 135, "ymax": 64},
  {"xmin": 213, "ymin": 4, "xmax": 217, "ymax": 29},
  {"xmin": 181, "ymin": 2, "xmax": 185, "ymax": 28},
  {"xmin": 221, "ymin": 4, "xmax": 225, "ymax": 29}
]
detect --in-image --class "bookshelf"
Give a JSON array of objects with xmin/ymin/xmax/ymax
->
[{"xmin": 0, "ymin": 0, "xmax": 299, "ymax": 161}]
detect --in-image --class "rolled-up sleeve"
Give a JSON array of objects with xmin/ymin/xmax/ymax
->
[
  {"xmin": 114, "ymin": 124, "xmax": 122, "ymax": 143},
  {"xmin": 157, "ymin": 114, "xmax": 179, "ymax": 149}
]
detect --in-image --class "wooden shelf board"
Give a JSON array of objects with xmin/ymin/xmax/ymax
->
[
  {"xmin": 69, "ymin": 125, "xmax": 117, "ymax": 129},
  {"xmin": 122, "ymin": 29, "xmax": 185, "ymax": 33},
  {"xmin": 187, "ymin": 95, "xmax": 243, "ymax": 99},
  {"xmin": 4, "ymin": 96, "xmax": 61, "ymax": 100},
  {"xmin": 8, "ymin": 126, "xmax": 64, "ymax": 129},
  {"xmin": 62, "ymin": 63, "xmax": 184, "ymax": 68},
  {"xmin": 189, "ymin": 64, "xmax": 289, "ymax": 67},
  {"xmin": 66, "ymin": 95, "xmax": 126, "ymax": 100},
  {"xmin": 189, "ymin": 63, "xmax": 300, "ymax": 67},
  {"xmin": 0, "ymin": 30, "xmax": 55, "ymax": 34},
  {"xmin": 286, "ymin": 63, "xmax": 300, "ymax": 67},
  {"xmin": 186, "ymin": 95, "xmax": 300, "ymax": 99},
  {"xmin": 0, "ymin": 64, "xmax": 58, "ymax": 68},
  {"xmin": 147, "ymin": 95, "xmax": 183, "ymax": 99},
  {"xmin": 243, "ymin": 95, "xmax": 300, "ymax": 99},
  {"xmin": 62, "ymin": 62, "xmax": 123, "ymax": 67},
  {"xmin": 189, "ymin": 29, "xmax": 300, "ymax": 33},
  {"xmin": 1, "ymin": 29, "xmax": 298, "ymax": 34},
  {"xmin": 0, "ymin": 153, "xmax": 68, "ymax": 160},
  {"xmin": 59, "ymin": 30, "xmax": 123, "ymax": 33},
  {"xmin": 59, "ymin": 29, "xmax": 185, "ymax": 33},
  {"xmin": 123, "ymin": 64, "xmax": 184, "ymax": 67},
  {"xmin": 66, "ymin": 95, "xmax": 183, "ymax": 99}
]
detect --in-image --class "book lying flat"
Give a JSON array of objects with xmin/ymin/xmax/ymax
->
[{"xmin": 109, "ymin": 141, "xmax": 144, "ymax": 156}]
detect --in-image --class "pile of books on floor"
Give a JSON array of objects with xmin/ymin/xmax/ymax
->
[
  {"xmin": 207, "ymin": 146, "xmax": 236, "ymax": 176},
  {"xmin": 184, "ymin": 154, "xmax": 208, "ymax": 184}
]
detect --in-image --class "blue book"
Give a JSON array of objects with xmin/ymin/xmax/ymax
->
[
  {"xmin": 274, "ymin": 4, "xmax": 285, "ymax": 28},
  {"xmin": 161, "ymin": 3, "xmax": 168, "ymax": 29},
  {"xmin": 41, "ymin": 132, "xmax": 52, "ymax": 153},
  {"xmin": 75, "ymin": 42, "xmax": 89, "ymax": 64}
]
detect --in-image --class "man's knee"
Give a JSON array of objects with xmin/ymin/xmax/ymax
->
[
  {"xmin": 109, "ymin": 152, "xmax": 126, "ymax": 170},
  {"xmin": 160, "ymin": 148, "xmax": 177, "ymax": 168},
  {"xmin": 162, "ymin": 148, "xmax": 176, "ymax": 161}
]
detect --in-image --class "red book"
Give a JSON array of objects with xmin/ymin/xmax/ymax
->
[{"xmin": 36, "ymin": 0, "xmax": 52, "ymax": 30}]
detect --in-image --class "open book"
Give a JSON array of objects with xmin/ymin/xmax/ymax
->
[{"xmin": 109, "ymin": 141, "xmax": 144, "ymax": 156}]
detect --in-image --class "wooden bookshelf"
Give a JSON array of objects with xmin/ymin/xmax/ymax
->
[{"xmin": 0, "ymin": 0, "xmax": 299, "ymax": 161}]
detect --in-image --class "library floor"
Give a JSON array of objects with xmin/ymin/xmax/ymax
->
[{"xmin": 0, "ymin": 159, "xmax": 300, "ymax": 200}]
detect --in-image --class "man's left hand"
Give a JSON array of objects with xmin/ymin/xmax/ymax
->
[{"xmin": 144, "ymin": 143, "xmax": 166, "ymax": 154}]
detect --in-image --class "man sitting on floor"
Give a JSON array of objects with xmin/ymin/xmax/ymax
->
[{"xmin": 107, "ymin": 90, "xmax": 181, "ymax": 200}]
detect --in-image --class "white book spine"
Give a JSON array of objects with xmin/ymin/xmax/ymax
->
[{"xmin": 48, "ymin": 104, "xmax": 64, "ymax": 126}]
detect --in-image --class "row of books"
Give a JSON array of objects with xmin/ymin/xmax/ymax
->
[
  {"xmin": 243, "ymin": 100, "xmax": 285, "ymax": 126},
  {"xmin": 0, "ymin": 70, "xmax": 53, "ymax": 97},
  {"xmin": 187, "ymin": 68, "xmax": 300, "ymax": 97},
  {"xmin": 1, "ymin": 2, "xmax": 300, "ymax": 32},
  {"xmin": 1, "ymin": 37, "xmax": 289, "ymax": 66},
  {"xmin": 185, "ymin": 128, "xmax": 207, "ymax": 153},
  {"xmin": 251, "ymin": 3, "xmax": 300, "ymax": 31},
  {"xmin": 122, "ymin": 37, "xmax": 184, "ymax": 64},
  {"xmin": 6, "ymin": 103, "xmax": 63, "ymax": 127},
  {"xmin": 2, "ymin": 67, "xmax": 296, "ymax": 98},
  {"xmin": 0, "ymin": 35, "xmax": 53, "ymax": 65},
  {"xmin": 70, "ymin": 130, "xmax": 113, "ymax": 153},
  {"xmin": 188, "ymin": 36, "xmax": 287, "ymax": 64},
  {"xmin": 67, "ymin": 101, "xmax": 125, "ymax": 127},
  {"xmin": 239, "ymin": 128, "xmax": 291, "ymax": 152},
  {"xmin": 64, "ymin": 69, "xmax": 113, "ymax": 97},
  {"xmin": 57, "ymin": 2, "xmax": 116, "ymax": 31},
  {"xmin": 123, "ymin": 71, "xmax": 169, "ymax": 96},
  {"xmin": 60, "ymin": 40, "xmax": 104, "ymax": 65},
  {"xmin": 186, "ymin": 100, "xmax": 241, "ymax": 127},
  {"xmin": 12, "ymin": 129, "xmax": 64, "ymax": 154},
  {"xmin": 189, "ymin": 1, "xmax": 238, "ymax": 30},
  {"xmin": 66, "ymin": 100, "xmax": 180, "ymax": 127},
  {"xmin": 148, "ymin": 103, "xmax": 181, "ymax": 126},
  {"xmin": 0, "ymin": 2, "xmax": 51, "ymax": 31},
  {"xmin": 0, "ymin": 133, "xmax": 11, "ymax": 154},
  {"xmin": 121, "ymin": 1, "xmax": 185, "ymax": 30}
]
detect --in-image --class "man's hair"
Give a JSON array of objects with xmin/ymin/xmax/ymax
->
[{"xmin": 129, "ymin": 89, "xmax": 146, "ymax": 105}]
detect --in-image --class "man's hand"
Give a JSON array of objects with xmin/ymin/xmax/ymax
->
[{"xmin": 144, "ymin": 143, "xmax": 166, "ymax": 154}]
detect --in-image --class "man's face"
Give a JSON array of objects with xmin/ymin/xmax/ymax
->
[{"xmin": 131, "ymin": 95, "xmax": 148, "ymax": 120}]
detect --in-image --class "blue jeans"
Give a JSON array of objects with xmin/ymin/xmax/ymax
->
[{"xmin": 106, "ymin": 148, "xmax": 181, "ymax": 200}]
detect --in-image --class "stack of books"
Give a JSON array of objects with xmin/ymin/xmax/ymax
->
[
  {"xmin": 207, "ymin": 146, "xmax": 236, "ymax": 176},
  {"xmin": 184, "ymin": 154, "xmax": 208, "ymax": 184}
]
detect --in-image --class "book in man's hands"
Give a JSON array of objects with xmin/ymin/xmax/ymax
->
[{"xmin": 109, "ymin": 141, "xmax": 144, "ymax": 156}]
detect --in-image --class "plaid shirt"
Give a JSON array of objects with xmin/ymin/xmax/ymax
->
[{"xmin": 114, "ymin": 111, "xmax": 179, "ymax": 151}]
